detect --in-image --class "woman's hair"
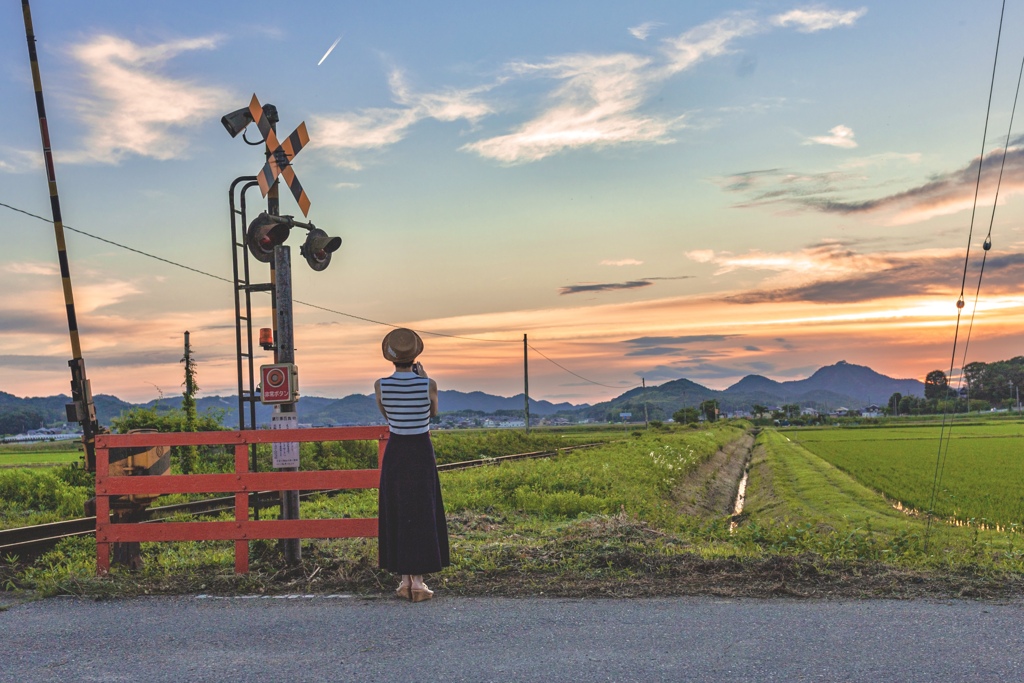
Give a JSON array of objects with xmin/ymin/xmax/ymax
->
[{"xmin": 393, "ymin": 361, "xmax": 413, "ymax": 370}]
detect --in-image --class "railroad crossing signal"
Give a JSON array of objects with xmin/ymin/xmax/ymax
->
[
  {"xmin": 247, "ymin": 94, "xmax": 311, "ymax": 216},
  {"xmin": 245, "ymin": 212, "xmax": 292, "ymax": 263}
]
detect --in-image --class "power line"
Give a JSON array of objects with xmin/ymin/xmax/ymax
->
[
  {"xmin": 0, "ymin": 199, "xmax": 517, "ymax": 343},
  {"xmin": 3, "ymin": 199, "xmax": 648, "ymax": 391},
  {"xmin": 527, "ymin": 341, "xmax": 640, "ymax": 390},
  {"xmin": 2, "ymin": 200, "xmax": 234, "ymax": 285},
  {"xmin": 926, "ymin": 0, "xmax": 1009, "ymax": 545}
]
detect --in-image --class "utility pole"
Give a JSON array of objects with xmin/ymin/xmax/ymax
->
[
  {"xmin": 523, "ymin": 334, "xmax": 530, "ymax": 433},
  {"xmin": 181, "ymin": 331, "xmax": 198, "ymax": 474},
  {"xmin": 642, "ymin": 378, "xmax": 649, "ymax": 428}
]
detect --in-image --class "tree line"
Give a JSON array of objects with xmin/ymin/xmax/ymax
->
[{"xmin": 893, "ymin": 356, "xmax": 1024, "ymax": 415}]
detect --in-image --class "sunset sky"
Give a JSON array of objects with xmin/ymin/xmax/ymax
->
[{"xmin": 3, "ymin": 1, "xmax": 1024, "ymax": 407}]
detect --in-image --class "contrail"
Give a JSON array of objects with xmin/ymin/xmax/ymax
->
[{"xmin": 318, "ymin": 35, "xmax": 342, "ymax": 66}]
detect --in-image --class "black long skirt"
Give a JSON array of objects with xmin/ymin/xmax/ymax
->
[{"xmin": 378, "ymin": 432, "xmax": 450, "ymax": 575}]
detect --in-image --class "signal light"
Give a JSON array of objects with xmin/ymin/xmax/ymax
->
[
  {"xmin": 246, "ymin": 212, "xmax": 291, "ymax": 263},
  {"xmin": 259, "ymin": 328, "xmax": 275, "ymax": 350},
  {"xmin": 300, "ymin": 228, "xmax": 342, "ymax": 271},
  {"xmin": 221, "ymin": 102, "xmax": 278, "ymax": 139}
]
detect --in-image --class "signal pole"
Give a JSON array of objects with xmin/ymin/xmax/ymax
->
[
  {"xmin": 265, "ymin": 111, "xmax": 300, "ymax": 565},
  {"xmin": 273, "ymin": 246, "xmax": 301, "ymax": 564},
  {"xmin": 223, "ymin": 95, "xmax": 338, "ymax": 565}
]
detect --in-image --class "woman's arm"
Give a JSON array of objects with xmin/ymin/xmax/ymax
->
[
  {"xmin": 428, "ymin": 378, "xmax": 439, "ymax": 418},
  {"xmin": 374, "ymin": 379, "xmax": 387, "ymax": 418}
]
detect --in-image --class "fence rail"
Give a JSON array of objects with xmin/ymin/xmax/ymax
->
[{"xmin": 94, "ymin": 426, "xmax": 389, "ymax": 574}]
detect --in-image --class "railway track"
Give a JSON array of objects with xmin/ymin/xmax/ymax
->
[{"xmin": 0, "ymin": 443, "xmax": 600, "ymax": 561}]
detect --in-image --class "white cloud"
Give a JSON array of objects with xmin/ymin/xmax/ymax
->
[
  {"xmin": 692, "ymin": 241, "xmax": 958, "ymax": 289},
  {"xmin": 806, "ymin": 124, "xmax": 857, "ymax": 148},
  {"xmin": 76, "ymin": 279, "xmax": 144, "ymax": 313},
  {"xmin": 771, "ymin": 7, "xmax": 867, "ymax": 32},
  {"xmin": 4, "ymin": 262, "xmax": 59, "ymax": 276},
  {"xmin": 629, "ymin": 21, "xmax": 663, "ymax": 41},
  {"xmin": 316, "ymin": 7, "xmax": 867, "ymax": 167},
  {"xmin": 0, "ymin": 149, "xmax": 44, "ymax": 174},
  {"xmin": 388, "ymin": 71, "xmax": 494, "ymax": 122},
  {"xmin": 463, "ymin": 53, "xmax": 680, "ymax": 164},
  {"xmin": 839, "ymin": 151, "xmax": 922, "ymax": 169},
  {"xmin": 63, "ymin": 34, "xmax": 231, "ymax": 164},
  {"xmin": 312, "ymin": 69, "xmax": 494, "ymax": 168},
  {"xmin": 601, "ymin": 258, "xmax": 643, "ymax": 266},
  {"xmin": 659, "ymin": 13, "xmax": 761, "ymax": 75},
  {"xmin": 313, "ymin": 108, "xmax": 420, "ymax": 170},
  {"xmin": 686, "ymin": 250, "xmax": 716, "ymax": 263}
]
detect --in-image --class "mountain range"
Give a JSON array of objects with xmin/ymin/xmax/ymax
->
[
  {"xmin": 583, "ymin": 360, "xmax": 924, "ymax": 422},
  {"xmin": 1, "ymin": 361, "xmax": 923, "ymax": 428}
]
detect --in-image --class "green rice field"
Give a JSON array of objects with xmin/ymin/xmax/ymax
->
[
  {"xmin": 782, "ymin": 422, "xmax": 1024, "ymax": 528},
  {"xmin": 0, "ymin": 446, "xmax": 81, "ymax": 468}
]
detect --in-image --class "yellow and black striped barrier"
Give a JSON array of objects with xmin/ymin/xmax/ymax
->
[{"xmin": 22, "ymin": 0, "xmax": 99, "ymax": 470}]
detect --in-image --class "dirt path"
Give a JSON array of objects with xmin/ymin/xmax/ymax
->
[{"xmin": 672, "ymin": 430, "xmax": 755, "ymax": 518}]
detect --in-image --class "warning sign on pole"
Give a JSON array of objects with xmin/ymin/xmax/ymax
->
[
  {"xmin": 271, "ymin": 411, "xmax": 300, "ymax": 468},
  {"xmin": 260, "ymin": 363, "xmax": 298, "ymax": 404}
]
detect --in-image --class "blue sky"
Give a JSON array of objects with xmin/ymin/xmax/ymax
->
[{"xmin": 3, "ymin": 1, "xmax": 1024, "ymax": 405}]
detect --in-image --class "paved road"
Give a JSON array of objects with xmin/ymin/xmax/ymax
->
[{"xmin": 2, "ymin": 595, "xmax": 1021, "ymax": 682}]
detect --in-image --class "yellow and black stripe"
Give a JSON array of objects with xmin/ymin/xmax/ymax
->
[
  {"xmin": 22, "ymin": 0, "xmax": 98, "ymax": 470},
  {"xmin": 248, "ymin": 94, "xmax": 312, "ymax": 216}
]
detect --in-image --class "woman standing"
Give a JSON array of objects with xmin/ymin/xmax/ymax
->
[{"xmin": 375, "ymin": 328, "xmax": 450, "ymax": 602}]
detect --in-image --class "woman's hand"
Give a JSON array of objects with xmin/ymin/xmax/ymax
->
[{"xmin": 412, "ymin": 362, "xmax": 427, "ymax": 378}]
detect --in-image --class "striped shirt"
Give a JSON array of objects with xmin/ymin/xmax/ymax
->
[{"xmin": 379, "ymin": 372, "xmax": 432, "ymax": 435}]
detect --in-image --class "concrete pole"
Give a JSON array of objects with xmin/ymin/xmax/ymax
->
[
  {"xmin": 274, "ymin": 245, "xmax": 301, "ymax": 564},
  {"xmin": 642, "ymin": 378, "xmax": 649, "ymax": 428},
  {"xmin": 523, "ymin": 334, "xmax": 530, "ymax": 433}
]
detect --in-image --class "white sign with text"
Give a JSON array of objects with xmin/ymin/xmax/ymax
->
[{"xmin": 271, "ymin": 412, "xmax": 300, "ymax": 468}]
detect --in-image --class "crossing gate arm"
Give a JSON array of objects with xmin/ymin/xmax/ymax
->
[{"xmin": 94, "ymin": 426, "xmax": 389, "ymax": 574}]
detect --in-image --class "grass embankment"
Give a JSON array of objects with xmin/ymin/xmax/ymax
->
[
  {"xmin": 4, "ymin": 423, "xmax": 1023, "ymax": 599},
  {"xmin": 782, "ymin": 423, "xmax": 1024, "ymax": 528},
  {"xmin": 740, "ymin": 430, "xmax": 1024, "ymax": 585}
]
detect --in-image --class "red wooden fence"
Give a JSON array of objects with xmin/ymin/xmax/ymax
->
[{"xmin": 94, "ymin": 426, "xmax": 389, "ymax": 574}]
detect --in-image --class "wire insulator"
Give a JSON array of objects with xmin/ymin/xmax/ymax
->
[
  {"xmin": 983, "ymin": 236, "xmax": 992, "ymax": 251},
  {"xmin": 957, "ymin": 298, "xmax": 965, "ymax": 309}
]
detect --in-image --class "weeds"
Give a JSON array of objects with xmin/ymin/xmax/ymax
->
[{"xmin": 5, "ymin": 422, "xmax": 1024, "ymax": 599}]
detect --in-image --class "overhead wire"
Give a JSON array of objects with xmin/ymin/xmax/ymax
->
[
  {"xmin": 2, "ymin": 199, "xmax": 636, "ymax": 391},
  {"xmin": 1, "ymin": 200, "xmax": 234, "ymax": 285},
  {"xmin": 926, "ymin": 0, "xmax": 1010, "ymax": 544},
  {"xmin": 0, "ymin": 200, "xmax": 516, "ymax": 341},
  {"xmin": 527, "ymin": 341, "xmax": 641, "ymax": 390}
]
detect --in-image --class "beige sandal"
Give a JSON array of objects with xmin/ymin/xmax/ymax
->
[{"xmin": 410, "ymin": 584, "xmax": 433, "ymax": 602}]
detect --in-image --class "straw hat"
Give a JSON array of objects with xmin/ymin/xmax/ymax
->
[{"xmin": 382, "ymin": 328, "xmax": 423, "ymax": 364}]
